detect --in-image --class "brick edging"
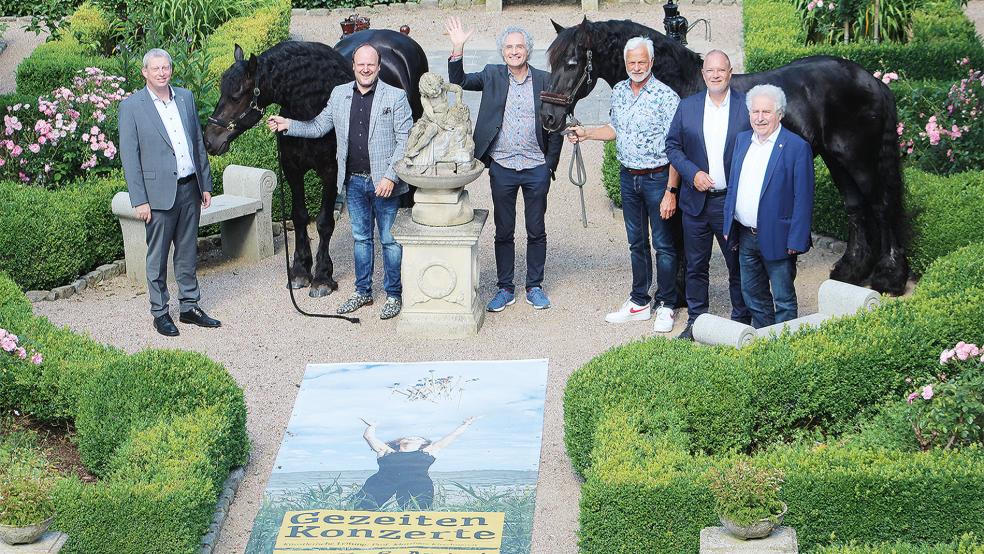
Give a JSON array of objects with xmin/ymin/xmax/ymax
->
[{"xmin": 198, "ymin": 458, "xmax": 250, "ymax": 554}]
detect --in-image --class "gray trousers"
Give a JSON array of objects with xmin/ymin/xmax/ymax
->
[{"xmin": 145, "ymin": 179, "xmax": 201, "ymax": 317}]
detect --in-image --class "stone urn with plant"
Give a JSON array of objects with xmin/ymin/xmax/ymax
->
[
  {"xmin": 707, "ymin": 460, "xmax": 787, "ymax": 539},
  {"xmin": 0, "ymin": 462, "xmax": 57, "ymax": 545}
]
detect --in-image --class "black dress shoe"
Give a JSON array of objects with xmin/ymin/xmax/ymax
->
[
  {"xmin": 676, "ymin": 323, "xmax": 694, "ymax": 341},
  {"xmin": 179, "ymin": 307, "xmax": 222, "ymax": 328},
  {"xmin": 153, "ymin": 314, "xmax": 179, "ymax": 337}
]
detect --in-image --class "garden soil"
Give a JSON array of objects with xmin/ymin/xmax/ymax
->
[{"xmin": 27, "ymin": 4, "xmax": 867, "ymax": 553}]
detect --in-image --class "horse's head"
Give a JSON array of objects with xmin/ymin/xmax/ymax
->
[
  {"xmin": 204, "ymin": 45, "xmax": 265, "ymax": 156},
  {"xmin": 540, "ymin": 18, "xmax": 597, "ymax": 133}
]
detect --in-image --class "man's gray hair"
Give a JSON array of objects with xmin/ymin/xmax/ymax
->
[
  {"xmin": 142, "ymin": 48, "xmax": 173, "ymax": 69},
  {"xmin": 623, "ymin": 36, "xmax": 654, "ymax": 61},
  {"xmin": 746, "ymin": 84, "xmax": 787, "ymax": 116},
  {"xmin": 497, "ymin": 27, "xmax": 533, "ymax": 53}
]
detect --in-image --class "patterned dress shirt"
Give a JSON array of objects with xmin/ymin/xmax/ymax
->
[
  {"xmin": 609, "ymin": 76, "xmax": 680, "ymax": 170},
  {"xmin": 488, "ymin": 70, "xmax": 545, "ymax": 170}
]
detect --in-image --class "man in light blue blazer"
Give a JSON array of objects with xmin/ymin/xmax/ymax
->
[
  {"xmin": 118, "ymin": 48, "xmax": 220, "ymax": 337},
  {"xmin": 666, "ymin": 50, "xmax": 751, "ymax": 340},
  {"xmin": 268, "ymin": 43, "xmax": 412, "ymax": 320},
  {"xmin": 723, "ymin": 84, "xmax": 814, "ymax": 328}
]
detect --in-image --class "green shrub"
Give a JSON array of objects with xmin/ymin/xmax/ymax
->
[
  {"xmin": 0, "ymin": 275, "xmax": 250, "ymax": 553},
  {"xmin": 15, "ymin": 37, "xmax": 116, "ymax": 99},
  {"xmin": 75, "ymin": 348, "xmax": 248, "ymax": 475},
  {"xmin": 914, "ymin": 242, "xmax": 984, "ymax": 300},
  {"xmin": 204, "ymin": 0, "xmax": 291, "ymax": 84},
  {"xmin": 743, "ymin": 0, "xmax": 984, "ymax": 80},
  {"xmin": 68, "ymin": 1, "xmax": 112, "ymax": 55},
  {"xmin": 817, "ymin": 533, "xmax": 984, "ymax": 553},
  {"xmin": 0, "ymin": 176, "xmax": 124, "ymax": 291},
  {"xmin": 601, "ymin": 140, "xmax": 620, "ymax": 208}
]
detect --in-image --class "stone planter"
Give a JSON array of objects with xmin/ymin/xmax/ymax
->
[
  {"xmin": 720, "ymin": 502, "xmax": 787, "ymax": 540},
  {"xmin": 0, "ymin": 516, "xmax": 55, "ymax": 545}
]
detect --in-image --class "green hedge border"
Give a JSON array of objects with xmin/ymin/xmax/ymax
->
[
  {"xmin": 0, "ymin": 273, "xmax": 249, "ymax": 553},
  {"xmin": 565, "ymin": 243, "xmax": 984, "ymax": 552},
  {"xmin": 743, "ymin": 0, "xmax": 984, "ymax": 79}
]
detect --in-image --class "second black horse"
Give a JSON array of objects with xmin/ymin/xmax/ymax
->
[
  {"xmin": 540, "ymin": 19, "xmax": 908, "ymax": 295},
  {"xmin": 204, "ymin": 30, "xmax": 427, "ymax": 296}
]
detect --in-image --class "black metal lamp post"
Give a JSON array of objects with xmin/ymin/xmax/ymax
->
[{"xmin": 663, "ymin": 0, "xmax": 690, "ymax": 45}]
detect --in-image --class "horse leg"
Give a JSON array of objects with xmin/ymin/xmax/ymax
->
[
  {"xmin": 309, "ymin": 161, "xmax": 340, "ymax": 298},
  {"xmin": 284, "ymin": 162, "xmax": 314, "ymax": 289},
  {"xmin": 868, "ymin": 118, "xmax": 910, "ymax": 296},
  {"xmin": 824, "ymin": 157, "xmax": 876, "ymax": 285}
]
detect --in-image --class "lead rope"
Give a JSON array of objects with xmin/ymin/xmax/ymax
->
[
  {"xmin": 565, "ymin": 115, "xmax": 588, "ymax": 228},
  {"xmin": 275, "ymin": 164, "xmax": 360, "ymax": 323}
]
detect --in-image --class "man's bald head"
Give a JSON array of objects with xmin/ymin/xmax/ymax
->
[{"xmin": 701, "ymin": 49, "xmax": 733, "ymax": 95}]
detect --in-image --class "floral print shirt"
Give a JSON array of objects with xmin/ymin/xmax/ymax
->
[{"xmin": 610, "ymin": 76, "xmax": 680, "ymax": 169}]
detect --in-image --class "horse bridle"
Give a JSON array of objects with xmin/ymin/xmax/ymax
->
[
  {"xmin": 539, "ymin": 50, "xmax": 593, "ymax": 108},
  {"xmin": 207, "ymin": 86, "xmax": 263, "ymax": 132}
]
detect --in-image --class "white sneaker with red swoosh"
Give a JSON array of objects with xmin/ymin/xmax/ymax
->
[{"xmin": 605, "ymin": 299, "xmax": 651, "ymax": 323}]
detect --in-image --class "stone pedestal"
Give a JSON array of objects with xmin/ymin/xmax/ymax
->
[
  {"xmin": 392, "ymin": 209, "xmax": 488, "ymax": 338},
  {"xmin": 0, "ymin": 532, "xmax": 68, "ymax": 553},
  {"xmin": 700, "ymin": 526, "xmax": 798, "ymax": 553}
]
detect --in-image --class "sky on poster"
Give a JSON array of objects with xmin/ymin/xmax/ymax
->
[{"xmin": 272, "ymin": 359, "xmax": 548, "ymax": 474}]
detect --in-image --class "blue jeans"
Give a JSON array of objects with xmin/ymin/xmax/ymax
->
[
  {"xmin": 489, "ymin": 162, "xmax": 550, "ymax": 290},
  {"xmin": 737, "ymin": 225, "xmax": 797, "ymax": 328},
  {"xmin": 346, "ymin": 174, "xmax": 402, "ymax": 298},
  {"xmin": 682, "ymin": 194, "xmax": 750, "ymax": 325},
  {"xmin": 620, "ymin": 167, "xmax": 679, "ymax": 307}
]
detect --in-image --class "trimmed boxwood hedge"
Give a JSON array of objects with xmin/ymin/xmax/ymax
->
[
  {"xmin": 743, "ymin": 0, "xmax": 984, "ymax": 79},
  {"xmin": 816, "ymin": 534, "xmax": 984, "ymax": 553},
  {"xmin": 0, "ymin": 273, "xmax": 249, "ymax": 554},
  {"xmin": 565, "ymin": 244, "xmax": 984, "ymax": 552},
  {"xmin": 0, "ymin": 175, "xmax": 125, "ymax": 291}
]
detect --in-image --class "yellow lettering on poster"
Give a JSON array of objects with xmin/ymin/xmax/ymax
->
[{"xmin": 274, "ymin": 510, "xmax": 504, "ymax": 553}]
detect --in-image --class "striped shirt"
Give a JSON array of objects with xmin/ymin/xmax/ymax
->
[{"xmin": 488, "ymin": 69, "xmax": 545, "ymax": 170}]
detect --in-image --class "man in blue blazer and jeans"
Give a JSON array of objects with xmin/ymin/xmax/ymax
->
[
  {"xmin": 446, "ymin": 17, "xmax": 563, "ymax": 313},
  {"xmin": 723, "ymin": 84, "xmax": 815, "ymax": 328},
  {"xmin": 666, "ymin": 50, "xmax": 751, "ymax": 340}
]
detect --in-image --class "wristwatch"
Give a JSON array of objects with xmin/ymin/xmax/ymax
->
[{"xmin": 667, "ymin": 185, "xmax": 679, "ymax": 194}]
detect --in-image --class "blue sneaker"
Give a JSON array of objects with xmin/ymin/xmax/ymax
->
[
  {"xmin": 525, "ymin": 287, "xmax": 551, "ymax": 309},
  {"xmin": 486, "ymin": 288, "xmax": 515, "ymax": 312}
]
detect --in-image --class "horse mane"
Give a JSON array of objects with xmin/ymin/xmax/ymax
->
[
  {"xmin": 248, "ymin": 41, "xmax": 353, "ymax": 120},
  {"xmin": 548, "ymin": 19, "xmax": 706, "ymax": 97}
]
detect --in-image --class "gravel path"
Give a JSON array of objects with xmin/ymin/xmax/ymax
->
[
  {"xmin": 29, "ymin": 4, "xmax": 849, "ymax": 554},
  {"xmin": 0, "ymin": 19, "xmax": 46, "ymax": 94},
  {"xmin": 965, "ymin": 0, "xmax": 984, "ymax": 39}
]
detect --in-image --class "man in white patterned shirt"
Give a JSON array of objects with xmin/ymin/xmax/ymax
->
[{"xmin": 568, "ymin": 36, "xmax": 682, "ymax": 333}]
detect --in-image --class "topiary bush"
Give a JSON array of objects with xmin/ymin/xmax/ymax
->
[{"xmin": 0, "ymin": 273, "xmax": 250, "ymax": 553}]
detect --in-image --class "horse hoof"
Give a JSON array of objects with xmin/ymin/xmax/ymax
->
[
  {"xmin": 308, "ymin": 285, "xmax": 334, "ymax": 298},
  {"xmin": 870, "ymin": 256, "xmax": 909, "ymax": 296},
  {"xmin": 288, "ymin": 276, "xmax": 311, "ymax": 289},
  {"xmin": 830, "ymin": 258, "xmax": 869, "ymax": 286}
]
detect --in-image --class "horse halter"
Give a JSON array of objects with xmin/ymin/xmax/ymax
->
[
  {"xmin": 207, "ymin": 86, "xmax": 262, "ymax": 132},
  {"xmin": 539, "ymin": 50, "xmax": 593, "ymax": 108}
]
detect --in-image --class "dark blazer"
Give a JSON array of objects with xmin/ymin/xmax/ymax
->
[
  {"xmin": 666, "ymin": 89, "xmax": 750, "ymax": 218},
  {"xmin": 723, "ymin": 126, "xmax": 815, "ymax": 261},
  {"xmin": 118, "ymin": 86, "xmax": 213, "ymax": 210},
  {"xmin": 448, "ymin": 59, "xmax": 563, "ymax": 175}
]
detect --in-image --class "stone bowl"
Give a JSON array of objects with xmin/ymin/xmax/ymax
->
[
  {"xmin": 0, "ymin": 516, "xmax": 55, "ymax": 545},
  {"xmin": 719, "ymin": 502, "xmax": 787, "ymax": 540},
  {"xmin": 396, "ymin": 161, "xmax": 485, "ymax": 190}
]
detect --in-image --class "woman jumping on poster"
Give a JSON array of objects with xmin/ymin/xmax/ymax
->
[{"xmin": 353, "ymin": 417, "xmax": 478, "ymax": 510}]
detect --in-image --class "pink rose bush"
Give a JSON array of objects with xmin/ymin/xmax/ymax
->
[
  {"xmin": 0, "ymin": 67, "xmax": 129, "ymax": 188},
  {"xmin": 906, "ymin": 341, "xmax": 984, "ymax": 451},
  {"xmin": 896, "ymin": 63, "xmax": 984, "ymax": 175}
]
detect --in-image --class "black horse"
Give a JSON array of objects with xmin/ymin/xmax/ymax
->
[
  {"xmin": 204, "ymin": 31, "xmax": 428, "ymax": 296},
  {"xmin": 541, "ymin": 19, "xmax": 908, "ymax": 295}
]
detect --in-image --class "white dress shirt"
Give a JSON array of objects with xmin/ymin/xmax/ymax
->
[
  {"xmin": 734, "ymin": 125, "xmax": 781, "ymax": 228},
  {"xmin": 702, "ymin": 90, "xmax": 730, "ymax": 191},
  {"xmin": 148, "ymin": 86, "xmax": 196, "ymax": 179}
]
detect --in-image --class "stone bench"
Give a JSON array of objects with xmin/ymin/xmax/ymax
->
[
  {"xmin": 693, "ymin": 279, "xmax": 881, "ymax": 348},
  {"xmin": 111, "ymin": 165, "xmax": 277, "ymax": 290}
]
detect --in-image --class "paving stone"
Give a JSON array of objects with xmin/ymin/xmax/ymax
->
[
  {"xmin": 26, "ymin": 290, "xmax": 48, "ymax": 302},
  {"xmin": 72, "ymin": 279, "xmax": 86, "ymax": 293},
  {"xmin": 51, "ymin": 285, "xmax": 75, "ymax": 300}
]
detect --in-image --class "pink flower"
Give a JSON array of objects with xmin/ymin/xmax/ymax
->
[
  {"xmin": 28, "ymin": 144, "xmax": 40, "ymax": 153},
  {"xmin": 940, "ymin": 348, "xmax": 955, "ymax": 364},
  {"xmin": 897, "ymin": 122, "xmax": 904, "ymax": 136},
  {"xmin": 1, "ymin": 337, "xmax": 16, "ymax": 352},
  {"xmin": 906, "ymin": 391, "xmax": 920, "ymax": 404},
  {"xmin": 922, "ymin": 385, "xmax": 934, "ymax": 400},
  {"xmin": 16, "ymin": 347, "xmax": 27, "ymax": 359},
  {"xmin": 874, "ymin": 71, "xmax": 883, "ymax": 79},
  {"xmin": 31, "ymin": 352, "xmax": 42, "ymax": 365}
]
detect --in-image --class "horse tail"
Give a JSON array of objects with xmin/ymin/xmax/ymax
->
[{"xmin": 873, "ymin": 81, "xmax": 911, "ymax": 288}]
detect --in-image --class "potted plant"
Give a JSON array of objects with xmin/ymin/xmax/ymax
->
[
  {"xmin": 707, "ymin": 460, "xmax": 787, "ymax": 539},
  {"xmin": 0, "ymin": 466, "xmax": 57, "ymax": 545}
]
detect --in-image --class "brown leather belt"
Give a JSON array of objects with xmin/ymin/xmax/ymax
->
[
  {"xmin": 739, "ymin": 223, "xmax": 758, "ymax": 235},
  {"xmin": 706, "ymin": 188, "xmax": 728, "ymax": 198},
  {"xmin": 625, "ymin": 164, "xmax": 669, "ymax": 175}
]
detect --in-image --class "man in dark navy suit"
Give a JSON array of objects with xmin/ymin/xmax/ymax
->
[
  {"xmin": 723, "ymin": 84, "xmax": 815, "ymax": 328},
  {"xmin": 666, "ymin": 50, "xmax": 751, "ymax": 340}
]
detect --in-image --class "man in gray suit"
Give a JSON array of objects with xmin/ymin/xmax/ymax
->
[
  {"xmin": 118, "ymin": 48, "xmax": 221, "ymax": 337},
  {"xmin": 267, "ymin": 43, "xmax": 412, "ymax": 320}
]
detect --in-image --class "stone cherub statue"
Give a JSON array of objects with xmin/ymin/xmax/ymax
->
[{"xmin": 404, "ymin": 72, "xmax": 475, "ymax": 173}]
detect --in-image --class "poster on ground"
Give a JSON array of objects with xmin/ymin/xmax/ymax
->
[{"xmin": 246, "ymin": 359, "xmax": 549, "ymax": 554}]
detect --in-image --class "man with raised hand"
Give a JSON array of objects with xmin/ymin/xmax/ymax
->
[{"xmin": 446, "ymin": 17, "xmax": 563, "ymax": 313}]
